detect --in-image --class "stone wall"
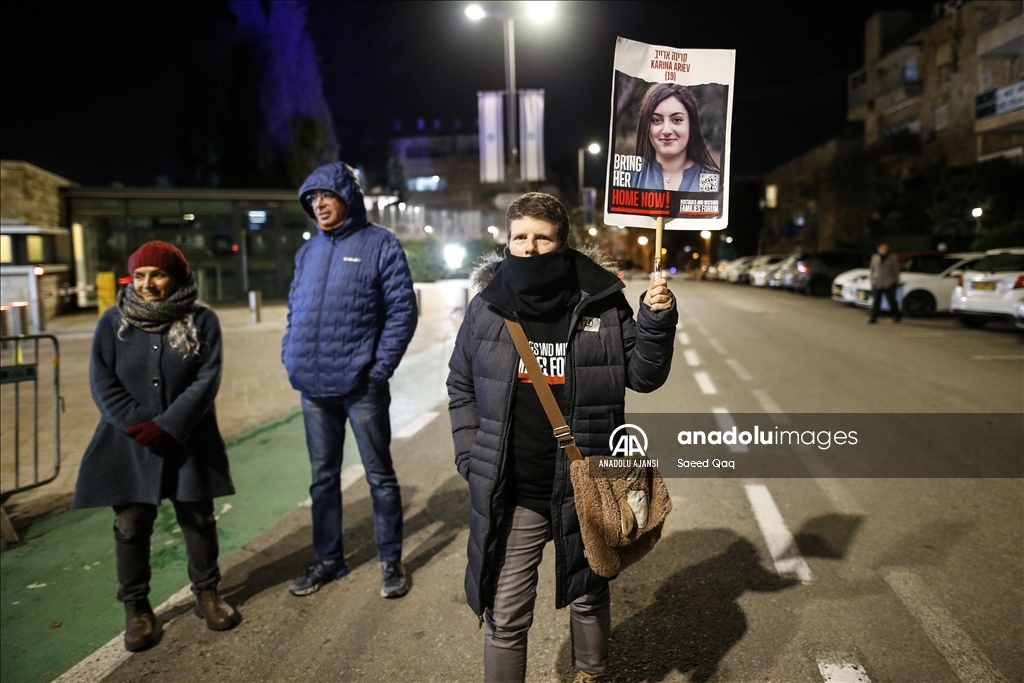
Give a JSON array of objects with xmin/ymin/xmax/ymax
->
[{"xmin": 0, "ymin": 160, "xmax": 73, "ymax": 227}]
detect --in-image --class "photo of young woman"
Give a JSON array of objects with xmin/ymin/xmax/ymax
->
[{"xmin": 631, "ymin": 83, "xmax": 722, "ymax": 192}]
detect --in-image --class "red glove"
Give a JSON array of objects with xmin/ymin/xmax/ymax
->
[{"xmin": 125, "ymin": 421, "xmax": 181, "ymax": 457}]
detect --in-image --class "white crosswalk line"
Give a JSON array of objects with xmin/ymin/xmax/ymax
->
[
  {"xmin": 884, "ymin": 570, "xmax": 1009, "ymax": 683},
  {"xmin": 744, "ymin": 484, "xmax": 812, "ymax": 583},
  {"xmin": 693, "ymin": 371, "xmax": 717, "ymax": 395},
  {"xmin": 677, "ymin": 332, "xmax": 690, "ymax": 346},
  {"xmin": 684, "ymin": 349, "xmax": 702, "ymax": 367}
]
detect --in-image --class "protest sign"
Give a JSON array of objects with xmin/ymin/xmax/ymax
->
[{"xmin": 605, "ymin": 37, "xmax": 735, "ymax": 231}]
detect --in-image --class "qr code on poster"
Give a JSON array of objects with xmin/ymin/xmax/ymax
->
[{"xmin": 699, "ymin": 173, "xmax": 719, "ymax": 192}]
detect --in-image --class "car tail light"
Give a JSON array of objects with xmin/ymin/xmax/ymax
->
[
  {"xmin": 796, "ymin": 262, "xmax": 809, "ymax": 274},
  {"xmin": 1014, "ymin": 276, "xmax": 1024, "ymax": 289}
]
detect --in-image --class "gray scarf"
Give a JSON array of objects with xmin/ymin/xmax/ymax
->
[{"xmin": 117, "ymin": 276, "xmax": 199, "ymax": 334}]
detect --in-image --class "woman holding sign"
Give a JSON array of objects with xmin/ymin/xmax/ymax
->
[{"xmin": 632, "ymin": 83, "xmax": 721, "ymax": 193}]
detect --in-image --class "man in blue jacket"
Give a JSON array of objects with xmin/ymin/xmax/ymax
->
[{"xmin": 283, "ymin": 162, "xmax": 417, "ymax": 598}]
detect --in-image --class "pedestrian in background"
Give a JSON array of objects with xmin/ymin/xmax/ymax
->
[
  {"xmin": 73, "ymin": 241, "xmax": 240, "ymax": 653},
  {"xmin": 869, "ymin": 240, "xmax": 901, "ymax": 323},
  {"xmin": 447, "ymin": 193, "xmax": 677, "ymax": 682},
  {"xmin": 282, "ymin": 162, "xmax": 418, "ymax": 599}
]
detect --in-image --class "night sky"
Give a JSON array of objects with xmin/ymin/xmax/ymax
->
[{"xmin": 1, "ymin": 0, "xmax": 936, "ymax": 188}]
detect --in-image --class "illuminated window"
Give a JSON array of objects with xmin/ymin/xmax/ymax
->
[
  {"xmin": 27, "ymin": 235, "xmax": 45, "ymax": 262},
  {"xmin": 0, "ymin": 235, "xmax": 11, "ymax": 263},
  {"xmin": 765, "ymin": 184, "xmax": 778, "ymax": 209}
]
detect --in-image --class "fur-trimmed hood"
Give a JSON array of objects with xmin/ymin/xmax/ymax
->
[{"xmin": 469, "ymin": 244, "xmax": 620, "ymax": 292}]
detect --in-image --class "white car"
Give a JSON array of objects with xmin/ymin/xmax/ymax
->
[
  {"xmin": 950, "ymin": 248, "xmax": 1024, "ymax": 328},
  {"xmin": 723, "ymin": 255, "xmax": 756, "ymax": 283},
  {"xmin": 849, "ymin": 253, "xmax": 983, "ymax": 316},
  {"xmin": 749, "ymin": 254, "xmax": 787, "ymax": 287}
]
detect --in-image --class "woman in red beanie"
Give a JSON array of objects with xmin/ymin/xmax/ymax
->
[{"xmin": 73, "ymin": 241, "xmax": 241, "ymax": 652}]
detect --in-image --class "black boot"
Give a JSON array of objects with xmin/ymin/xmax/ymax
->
[
  {"xmin": 194, "ymin": 587, "xmax": 241, "ymax": 631},
  {"xmin": 123, "ymin": 598, "xmax": 161, "ymax": 652}
]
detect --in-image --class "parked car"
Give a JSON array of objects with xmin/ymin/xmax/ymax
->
[
  {"xmin": 791, "ymin": 251, "xmax": 868, "ymax": 296},
  {"xmin": 834, "ymin": 251, "xmax": 962, "ymax": 304},
  {"xmin": 769, "ymin": 253, "xmax": 803, "ymax": 289},
  {"xmin": 723, "ymin": 255, "xmax": 756, "ymax": 283},
  {"xmin": 950, "ymin": 248, "xmax": 1024, "ymax": 328},
  {"xmin": 851, "ymin": 252, "xmax": 983, "ymax": 317},
  {"xmin": 750, "ymin": 254, "xmax": 787, "ymax": 287}
]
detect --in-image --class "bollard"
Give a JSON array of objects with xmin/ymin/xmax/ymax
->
[
  {"xmin": 27, "ymin": 267, "xmax": 44, "ymax": 334},
  {"xmin": 6, "ymin": 301, "xmax": 30, "ymax": 337},
  {"xmin": 248, "ymin": 290, "xmax": 262, "ymax": 324},
  {"xmin": 415, "ymin": 288, "xmax": 422, "ymax": 317}
]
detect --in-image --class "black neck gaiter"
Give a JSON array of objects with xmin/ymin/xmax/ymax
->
[{"xmin": 499, "ymin": 248, "xmax": 579, "ymax": 318}]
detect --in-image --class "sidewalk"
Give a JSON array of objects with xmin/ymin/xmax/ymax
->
[{"xmin": 0, "ymin": 281, "xmax": 469, "ymax": 683}]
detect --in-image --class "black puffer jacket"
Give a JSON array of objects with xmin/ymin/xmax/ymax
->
[{"xmin": 447, "ymin": 248, "xmax": 677, "ymax": 616}]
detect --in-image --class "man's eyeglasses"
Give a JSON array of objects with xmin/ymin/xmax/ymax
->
[{"xmin": 304, "ymin": 190, "xmax": 340, "ymax": 203}]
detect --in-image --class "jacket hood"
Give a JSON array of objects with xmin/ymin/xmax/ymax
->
[
  {"xmin": 470, "ymin": 243, "xmax": 620, "ymax": 292},
  {"xmin": 299, "ymin": 162, "xmax": 368, "ymax": 235}
]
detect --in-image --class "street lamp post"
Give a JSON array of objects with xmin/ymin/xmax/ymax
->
[
  {"xmin": 467, "ymin": 3, "xmax": 553, "ymax": 178},
  {"xmin": 972, "ymin": 207, "xmax": 983, "ymax": 233},
  {"xmin": 700, "ymin": 230, "xmax": 712, "ymax": 267},
  {"xmin": 578, "ymin": 142, "xmax": 600, "ymax": 227}
]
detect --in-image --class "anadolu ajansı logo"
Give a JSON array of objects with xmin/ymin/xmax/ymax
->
[{"xmin": 609, "ymin": 424, "xmax": 648, "ymax": 458}]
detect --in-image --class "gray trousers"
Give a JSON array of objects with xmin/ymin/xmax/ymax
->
[{"xmin": 484, "ymin": 505, "xmax": 610, "ymax": 682}]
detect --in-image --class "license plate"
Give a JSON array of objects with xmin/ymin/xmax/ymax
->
[
  {"xmin": 973, "ymin": 281, "xmax": 997, "ymax": 291},
  {"xmin": 856, "ymin": 290, "xmax": 869, "ymax": 301}
]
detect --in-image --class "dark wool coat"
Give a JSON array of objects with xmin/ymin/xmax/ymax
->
[
  {"xmin": 283, "ymin": 162, "xmax": 418, "ymax": 397},
  {"xmin": 447, "ymin": 249, "xmax": 677, "ymax": 616},
  {"xmin": 73, "ymin": 306, "xmax": 234, "ymax": 508}
]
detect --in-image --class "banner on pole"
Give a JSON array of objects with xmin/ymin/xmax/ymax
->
[
  {"xmin": 604, "ymin": 37, "xmax": 735, "ymax": 230},
  {"xmin": 519, "ymin": 89, "xmax": 546, "ymax": 181},
  {"xmin": 478, "ymin": 91, "xmax": 505, "ymax": 183}
]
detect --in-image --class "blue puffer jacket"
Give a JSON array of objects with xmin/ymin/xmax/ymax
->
[{"xmin": 283, "ymin": 162, "xmax": 417, "ymax": 397}]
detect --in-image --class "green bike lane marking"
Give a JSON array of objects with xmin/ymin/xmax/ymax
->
[
  {"xmin": 1, "ymin": 338, "xmax": 452, "ymax": 683},
  {"xmin": 0, "ymin": 410, "xmax": 361, "ymax": 683}
]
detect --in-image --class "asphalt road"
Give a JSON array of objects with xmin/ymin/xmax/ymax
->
[{"xmin": 80, "ymin": 280, "xmax": 1024, "ymax": 683}]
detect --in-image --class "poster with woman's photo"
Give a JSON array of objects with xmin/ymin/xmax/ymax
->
[{"xmin": 605, "ymin": 37, "xmax": 735, "ymax": 230}]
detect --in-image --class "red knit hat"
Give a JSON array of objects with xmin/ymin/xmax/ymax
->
[{"xmin": 128, "ymin": 241, "xmax": 191, "ymax": 284}]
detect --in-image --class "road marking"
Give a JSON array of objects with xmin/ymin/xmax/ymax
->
[
  {"xmin": 675, "ymin": 320, "xmax": 684, "ymax": 330},
  {"xmin": 817, "ymin": 659, "xmax": 871, "ymax": 682},
  {"xmin": 972, "ymin": 355, "xmax": 1024, "ymax": 361},
  {"xmin": 726, "ymin": 358, "xmax": 753, "ymax": 380},
  {"xmin": 900, "ymin": 332, "xmax": 945, "ymax": 338},
  {"xmin": 712, "ymin": 408, "xmax": 748, "ymax": 452},
  {"xmin": 683, "ymin": 349, "xmax": 702, "ymax": 367},
  {"xmin": 694, "ymin": 322, "xmax": 711, "ymax": 336},
  {"xmin": 706, "ymin": 337, "xmax": 728, "ymax": 355},
  {"xmin": 751, "ymin": 389, "xmax": 790, "ymax": 423},
  {"xmin": 677, "ymin": 332, "xmax": 690, "ymax": 346},
  {"xmin": 299, "ymin": 464, "xmax": 366, "ymax": 508},
  {"xmin": 693, "ymin": 371, "xmax": 717, "ymax": 395},
  {"xmin": 884, "ymin": 570, "xmax": 1009, "ymax": 683},
  {"xmin": 744, "ymin": 484, "xmax": 812, "ymax": 583},
  {"xmin": 394, "ymin": 410, "xmax": 440, "ymax": 439}
]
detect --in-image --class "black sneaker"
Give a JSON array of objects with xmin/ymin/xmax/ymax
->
[
  {"xmin": 288, "ymin": 559, "xmax": 349, "ymax": 597},
  {"xmin": 380, "ymin": 559, "xmax": 409, "ymax": 599}
]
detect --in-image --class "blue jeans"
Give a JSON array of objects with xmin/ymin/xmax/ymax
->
[{"xmin": 301, "ymin": 380, "xmax": 403, "ymax": 563}]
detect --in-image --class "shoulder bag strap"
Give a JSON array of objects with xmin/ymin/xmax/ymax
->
[{"xmin": 503, "ymin": 317, "xmax": 584, "ymax": 463}]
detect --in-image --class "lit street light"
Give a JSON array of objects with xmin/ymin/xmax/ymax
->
[
  {"xmin": 700, "ymin": 229, "xmax": 712, "ymax": 265},
  {"xmin": 972, "ymin": 206, "xmax": 983, "ymax": 233}
]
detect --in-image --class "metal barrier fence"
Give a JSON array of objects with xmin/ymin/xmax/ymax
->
[{"xmin": 0, "ymin": 334, "xmax": 62, "ymax": 544}]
